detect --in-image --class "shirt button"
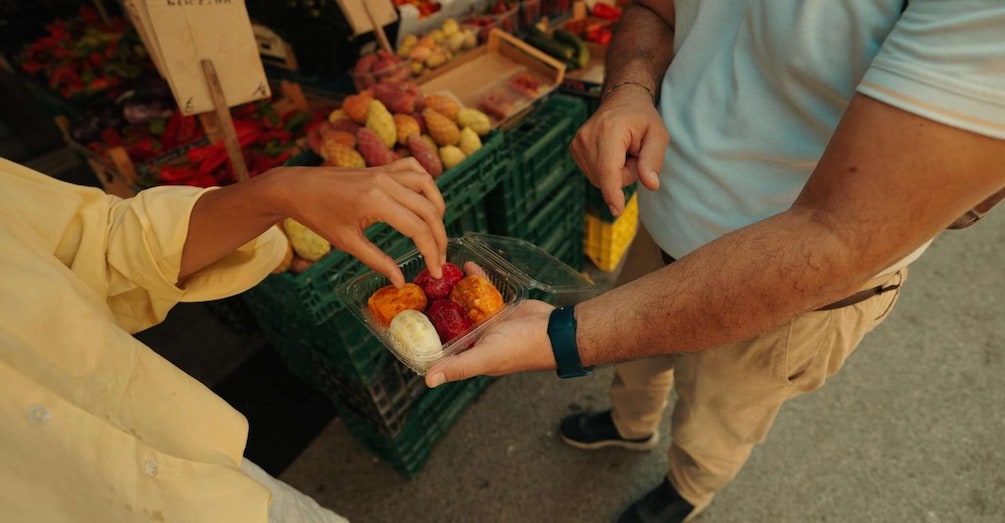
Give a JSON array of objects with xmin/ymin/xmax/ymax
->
[
  {"xmin": 143, "ymin": 459, "xmax": 159, "ymax": 477},
  {"xmin": 28, "ymin": 405, "xmax": 51, "ymax": 424}
]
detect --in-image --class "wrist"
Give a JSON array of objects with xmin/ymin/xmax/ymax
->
[
  {"xmin": 602, "ymin": 80, "xmax": 657, "ymax": 106},
  {"xmin": 548, "ymin": 305, "xmax": 592, "ymax": 379},
  {"xmin": 255, "ymin": 166, "xmax": 300, "ymax": 222}
]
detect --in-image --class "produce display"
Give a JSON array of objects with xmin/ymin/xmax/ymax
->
[
  {"xmin": 368, "ymin": 262, "xmax": 505, "ymax": 351},
  {"xmin": 523, "ymin": 26, "xmax": 591, "ymax": 70},
  {"xmin": 306, "ymin": 83, "xmax": 491, "ymax": 174},
  {"xmin": 147, "ymin": 98, "xmax": 325, "ymax": 188},
  {"xmin": 16, "ymin": 6, "xmax": 152, "ymax": 100},
  {"xmin": 396, "ymin": 18, "xmax": 478, "ymax": 79},
  {"xmin": 462, "ymin": 1, "xmax": 519, "ymax": 43}
]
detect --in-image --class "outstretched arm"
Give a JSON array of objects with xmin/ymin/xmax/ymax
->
[
  {"xmin": 179, "ymin": 158, "xmax": 447, "ymax": 288},
  {"xmin": 426, "ymin": 94, "xmax": 1005, "ymax": 385}
]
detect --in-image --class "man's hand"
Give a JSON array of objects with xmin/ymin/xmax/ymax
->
[
  {"xmin": 570, "ymin": 87, "xmax": 669, "ymax": 217},
  {"xmin": 425, "ymin": 299, "xmax": 557, "ymax": 387}
]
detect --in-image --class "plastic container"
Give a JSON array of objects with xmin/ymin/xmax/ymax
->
[
  {"xmin": 461, "ymin": 5, "xmax": 518, "ymax": 44},
  {"xmin": 338, "ymin": 232, "xmax": 594, "ymax": 374}
]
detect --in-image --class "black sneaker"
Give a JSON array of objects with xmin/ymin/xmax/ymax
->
[
  {"xmin": 617, "ymin": 477, "xmax": 701, "ymax": 523},
  {"xmin": 559, "ymin": 410, "xmax": 659, "ymax": 451}
]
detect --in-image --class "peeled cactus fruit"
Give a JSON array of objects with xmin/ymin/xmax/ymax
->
[
  {"xmin": 366, "ymin": 100, "xmax": 397, "ymax": 148},
  {"xmin": 321, "ymin": 141, "xmax": 366, "ymax": 168},
  {"xmin": 388, "ymin": 309, "xmax": 442, "ymax": 360},
  {"xmin": 408, "ymin": 135, "xmax": 443, "ymax": 177},
  {"xmin": 439, "ymin": 145, "xmax": 466, "ymax": 170},
  {"xmin": 424, "ymin": 94, "xmax": 460, "ymax": 121},
  {"xmin": 282, "ymin": 218, "xmax": 331, "ymax": 262},
  {"xmin": 423, "ymin": 108, "xmax": 460, "ymax": 146},
  {"xmin": 457, "ymin": 107, "xmax": 491, "ymax": 136},
  {"xmin": 458, "ymin": 127, "xmax": 482, "ymax": 156}
]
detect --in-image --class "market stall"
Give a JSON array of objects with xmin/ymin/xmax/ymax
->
[{"xmin": 6, "ymin": 0, "xmax": 632, "ymax": 478}]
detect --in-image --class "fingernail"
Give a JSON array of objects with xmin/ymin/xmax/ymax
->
[
  {"xmin": 609, "ymin": 205, "xmax": 620, "ymax": 217},
  {"xmin": 427, "ymin": 373, "xmax": 446, "ymax": 388},
  {"xmin": 647, "ymin": 170, "xmax": 659, "ymax": 183}
]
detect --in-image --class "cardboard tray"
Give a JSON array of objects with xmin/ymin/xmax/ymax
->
[{"xmin": 418, "ymin": 29, "xmax": 566, "ymax": 129}]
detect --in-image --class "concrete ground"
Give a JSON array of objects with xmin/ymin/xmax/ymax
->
[{"xmin": 273, "ymin": 209, "xmax": 1005, "ymax": 523}]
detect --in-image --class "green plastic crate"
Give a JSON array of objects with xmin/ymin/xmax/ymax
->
[
  {"xmin": 337, "ymin": 375, "xmax": 494, "ymax": 477},
  {"xmin": 487, "ymin": 95, "xmax": 588, "ymax": 235},
  {"xmin": 586, "ymin": 182, "xmax": 639, "ymax": 223}
]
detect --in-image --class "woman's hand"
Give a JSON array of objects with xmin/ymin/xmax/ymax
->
[
  {"xmin": 274, "ymin": 158, "xmax": 448, "ymax": 287},
  {"xmin": 570, "ymin": 87, "xmax": 669, "ymax": 217}
]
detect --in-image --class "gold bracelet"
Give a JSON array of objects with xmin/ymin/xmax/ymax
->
[{"xmin": 602, "ymin": 81, "xmax": 656, "ymax": 104}]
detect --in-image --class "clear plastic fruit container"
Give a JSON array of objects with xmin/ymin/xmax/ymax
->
[{"xmin": 338, "ymin": 233, "xmax": 594, "ymax": 375}]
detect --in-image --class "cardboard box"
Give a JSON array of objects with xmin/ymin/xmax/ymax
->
[{"xmin": 418, "ymin": 29, "xmax": 566, "ymax": 129}]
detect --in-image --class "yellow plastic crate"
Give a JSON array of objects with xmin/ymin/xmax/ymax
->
[{"xmin": 584, "ymin": 193, "xmax": 639, "ymax": 272}]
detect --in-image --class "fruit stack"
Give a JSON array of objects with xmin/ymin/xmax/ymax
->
[
  {"xmin": 306, "ymin": 85, "xmax": 492, "ymax": 177},
  {"xmin": 396, "ymin": 17, "xmax": 478, "ymax": 78}
]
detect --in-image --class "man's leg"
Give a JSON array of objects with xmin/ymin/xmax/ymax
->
[
  {"xmin": 665, "ymin": 269, "xmax": 907, "ymax": 511},
  {"xmin": 561, "ymin": 223, "xmax": 675, "ymax": 449}
]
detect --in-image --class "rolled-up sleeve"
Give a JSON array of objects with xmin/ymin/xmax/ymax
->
[
  {"xmin": 1, "ymin": 159, "xmax": 286, "ymax": 333},
  {"xmin": 104, "ymin": 186, "xmax": 287, "ymax": 331}
]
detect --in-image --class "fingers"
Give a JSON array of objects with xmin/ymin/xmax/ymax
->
[
  {"xmin": 425, "ymin": 348, "xmax": 484, "ymax": 387},
  {"xmin": 369, "ymin": 173, "xmax": 448, "ymax": 279},
  {"xmin": 637, "ymin": 124, "xmax": 669, "ymax": 191},
  {"xmin": 339, "ymin": 233, "xmax": 406, "ymax": 288},
  {"xmin": 597, "ymin": 135, "xmax": 630, "ymax": 218}
]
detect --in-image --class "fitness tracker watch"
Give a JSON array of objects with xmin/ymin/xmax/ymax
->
[{"xmin": 547, "ymin": 306, "xmax": 592, "ymax": 379}]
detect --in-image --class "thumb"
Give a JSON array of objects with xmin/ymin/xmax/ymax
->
[
  {"xmin": 425, "ymin": 349, "xmax": 482, "ymax": 388},
  {"xmin": 636, "ymin": 125, "xmax": 669, "ymax": 191}
]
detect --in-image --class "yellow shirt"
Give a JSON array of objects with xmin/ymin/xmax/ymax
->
[{"xmin": 0, "ymin": 158, "xmax": 288, "ymax": 522}]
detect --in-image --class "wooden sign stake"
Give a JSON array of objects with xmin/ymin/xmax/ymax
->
[
  {"xmin": 201, "ymin": 59, "xmax": 250, "ymax": 183},
  {"xmin": 363, "ymin": 1, "xmax": 394, "ymax": 54}
]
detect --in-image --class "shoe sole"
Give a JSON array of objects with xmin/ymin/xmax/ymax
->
[{"xmin": 559, "ymin": 432, "xmax": 659, "ymax": 451}]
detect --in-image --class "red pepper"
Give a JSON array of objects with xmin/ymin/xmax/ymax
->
[
  {"xmin": 592, "ymin": 3, "xmax": 622, "ymax": 20},
  {"xmin": 100, "ymin": 128, "xmax": 122, "ymax": 147},
  {"xmin": 176, "ymin": 115, "xmax": 199, "ymax": 144},
  {"xmin": 187, "ymin": 172, "xmax": 220, "ymax": 188},
  {"xmin": 199, "ymin": 147, "xmax": 230, "ymax": 178},
  {"xmin": 158, "ymin": 164, "xmax": 199, "ymax": 184},
  {"xmin": 186, "ymin": 144, "xmax": 217, "ymax": 164}
]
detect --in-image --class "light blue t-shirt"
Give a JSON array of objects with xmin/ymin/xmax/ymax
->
[{"xmin": 643, "ymin": 0, "xmax": 1005, "ymax": 269}]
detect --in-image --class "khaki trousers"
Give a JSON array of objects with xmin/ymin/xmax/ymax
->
[{"xmin": 608, "ymin": 225, "xmax": 906, "ymax": 508}]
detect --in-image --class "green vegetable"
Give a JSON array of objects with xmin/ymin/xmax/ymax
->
[
  {"xmin": 524, "ymin": 26, "xmax": 576, "ymax": 62},
  {"xmin": 553, "ymin": 28, "xmax": 591, "ymax": 69}
]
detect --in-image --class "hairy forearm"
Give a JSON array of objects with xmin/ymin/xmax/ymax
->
[
  {"xmin": 603, "ymin": 1, "xmax": 676, "ymax": 101},
  {"xmin": 576, "ymin": 95, "xmax": 1005, "ymax": 366},
  {"xmin": 178, "ymin": 169, "xmax": 290, "ymax": 282},
  {"xmin": 576, "ymin": 209, "xmax": 870, "ymax": 365}
]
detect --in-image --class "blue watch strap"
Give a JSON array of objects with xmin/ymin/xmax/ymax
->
[{"xmin": 547, "ymin": 306, "xmax": 592, "ymax": 379}]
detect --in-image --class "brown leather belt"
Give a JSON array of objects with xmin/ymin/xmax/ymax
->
[{"xmin": 659, "ymin": 249, "xmax": 899, "ymax": 311}]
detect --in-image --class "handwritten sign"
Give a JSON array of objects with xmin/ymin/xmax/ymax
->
[
  {"xmin": 123, "ymin": 0, "xmax": 270, "ymax": 115},
  {"xmin": 336, "ymin": 0, "xmax": 398, "ymax": 36}
]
